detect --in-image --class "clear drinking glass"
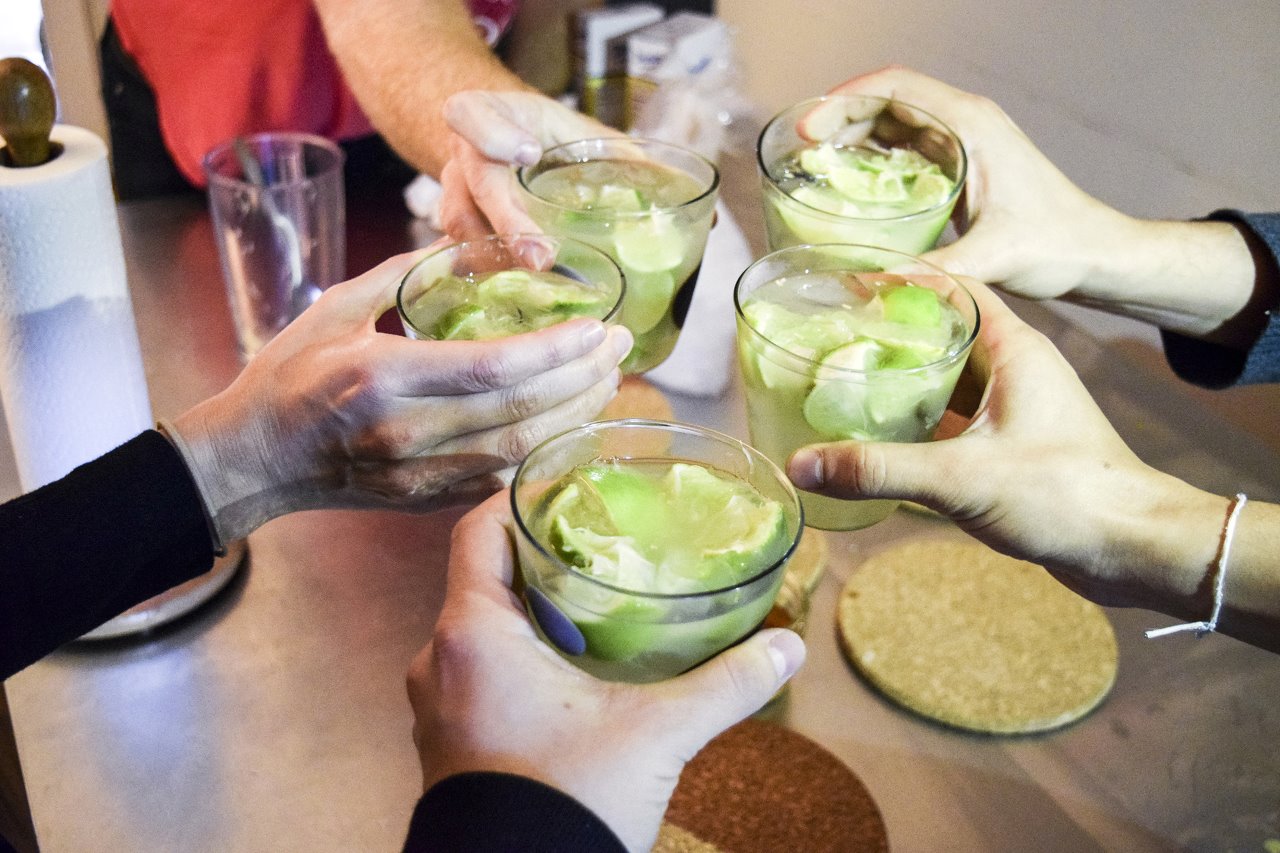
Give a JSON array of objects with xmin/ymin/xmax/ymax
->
[
  {"xmin": 757, "ymin": 94, "xmax": 966, "ymax": 253},
  {"xmin": 511, "ymin": 418, "xmax": 803, "ymax": 683},
  {"xmin": 735, "ymin": 245, "xmax": 978, "ymax": 531},
  {"xmin": 204, "ymin": 132, "xmax": 345, "ymax": 360},
  {"xmin": 517, "ymin": 138, "xmax": 720, "ymax": 374},
  {"xmin": 396, "ymin": 234, "xmax": 624, "ymax": 341}
]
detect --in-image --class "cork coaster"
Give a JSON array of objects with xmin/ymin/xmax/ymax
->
[
  {"xmin": 654, "ymin": 821, "xmax": 723, "ymax": 853},
  {"xmin": 838, "ymin": 540, "xmax": 1118, "ymax": 734},
  {"xmin": 785, "ymin": 527, "xmax": 830, "ymax": 593},
  {"xmin": 599, "ymin": 375, "xmax": 674, "ymax": 421},
  {"xmin": 664, "ymin": 718, "xmax": 888, "ymax": 852}
]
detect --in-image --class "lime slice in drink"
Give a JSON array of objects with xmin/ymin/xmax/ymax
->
[
  {"xmin": 613, "ymin": 213, "xmax": 685, "ymax": 274},
  {"xmin": 881, "ymin": 284, "xmax": 942, "ymax": 327},
  {"xmin": 662, "ymin": 463, "xmax": 787, "ymax": 584},
  {"xmin": 802, "ymin": 339, "xmax": 937, "ymax": 440},
  {"xmin": 478, "ymin": 269, "xmax": 610, "ymax": 315},
  {"xmin": 434, "ymin": 303, "xmax": 492, "ymax": 340}
]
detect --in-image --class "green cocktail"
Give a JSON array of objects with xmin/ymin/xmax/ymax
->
[
  {"xmin": 758, "ymin": 94, "xmax": 966, "ymax": 253},
  {"xmin": 397, "ymin": 234, "xmax": 623, "ymax": 340},
  {"xmin": 517, "ymin": 138, "xmax": 720, "ymax": 373},
  {"xmin": 512, "ymin": 419, "xmax": 802, "ymax": 683},
  {"xmin": 735, "ymin": 245, "xmax": 978, "ymax": 531}
]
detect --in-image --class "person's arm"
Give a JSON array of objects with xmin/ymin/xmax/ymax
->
[
  {"xmin": 310, "ymin": 0, "xmax": 533, "ymax": 179},
  {"xmin": 1, "ymin": 250, "xmax": 630, "ymax": 679},
  {"xmin": 785, "ymin": 278, "xmax": 1280, "ymax": 654},
  {"xmin": 0, "ymin": 431, "xmax": 214, "ymax": 679},
  {"xmin": 824, "ymin": 67, "xmax": 1279, "ymax": 367},
  {"xmin": 404, "ymin": 772, "xmax": 626, "ymax": 852},
  {"xmin": 402, "ymin": 492, "xmax": 805, "ymax": 851}
]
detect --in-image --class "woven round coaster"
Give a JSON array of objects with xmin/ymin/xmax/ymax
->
[
  {"xmin": 663, "ymin": 718, "xmax": 888, "ymax": 852},
  {"xmin": 785, "ymin": 526, "xmax": 829, "ymax": 593},
  {"xmin": 838, "ymin": 539, "xmax": 1118, "ymax": 734},
  {"xmin": 599, "ymin": 375, "xmax": 674, "ymax": 421}
]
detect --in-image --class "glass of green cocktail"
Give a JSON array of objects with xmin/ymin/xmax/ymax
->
[
  {"xmin": 758, "ymin": 94, "xmax": 966, "ymax": 253},
  {"xmin": 511, "ymin": 418, "xmax": 803, "ymax": 683},
  {"xmin": 397, "ymin": 234, "xmax": 624, "ymax": 341},
  {"xmin": 735, "ymin": 245, "xmax": 978, "ymax": 531},
  {"xmin": 516, "ymin": 138, "xmax": 720, "ymax": 374}
]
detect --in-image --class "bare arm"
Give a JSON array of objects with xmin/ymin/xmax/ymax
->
[{"xmin": 311, "ymin": 0, "xmax": 534, "ymax": 178}]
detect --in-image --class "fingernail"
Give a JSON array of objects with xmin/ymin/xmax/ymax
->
[
  {"xmin": 515, "ymin": 141, "xmax": 541, "ymax": 166},
  {"xmin": 788, "ymin": 450, "xmax": 824, "ymax": 489},
  {"xmin": 608, "ymin": 327, "xmax": 634, "ymax": 362},
  {"xmin": 581, "ymin": 322, "xmax": 606, "ymax": 349},
  {"xmin": 767, "ymin": 630, "xmax": 805, "ymax": 680}
]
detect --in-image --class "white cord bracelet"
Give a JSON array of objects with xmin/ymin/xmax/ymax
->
[{"xmin": 1146, "ymin": 492, "xmax": 1247, "ymax": 639}]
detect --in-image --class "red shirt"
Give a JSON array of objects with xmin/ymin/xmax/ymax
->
[{"xmin": 112, "ymin": 0, "xmax": 519, "ymax": 186}]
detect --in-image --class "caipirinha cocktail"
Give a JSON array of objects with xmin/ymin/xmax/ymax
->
[
  {"xmin": 518, "ymin": 138, "xmax": 720, "ymax": 374},
  {"xmin": 758, "ymin": 94, "xmax": 966, "ymax": 253},
  {"xmin": 512, "ymin": 419, "xmax": 802, "ymax": 683},
  {"xmin": 397, "ymin": 234, "xmax": 623, "ymax": 341},
  {"xmin": 735, "ymin": 245, "xmax": 978, "ymax": 531}
]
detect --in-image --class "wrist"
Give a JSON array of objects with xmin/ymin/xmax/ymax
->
[
  {"xmin": 1093, "ymin": 467, "xmax": 1227, "ymax": 620},
  {"xmin": 169, "ymin": 396, "xmax": 285, "ymax": 543},
  {"xmin": 1069, "ymin": 217, "xmax": 1258, "ymax": 339}
]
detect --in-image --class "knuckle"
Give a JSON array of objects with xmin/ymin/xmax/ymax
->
[
  {"xmin": 496, "ymin": 420, "xmax": 545, "ymax": 463},
  {"xmin": 464, "ymin": 349, "xmax": 513, "ymax": 391}
]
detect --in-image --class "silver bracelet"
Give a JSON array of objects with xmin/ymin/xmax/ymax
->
[{"xmin": 1145, "ymin": 493, "xmax": 1247, "ymax": 639}]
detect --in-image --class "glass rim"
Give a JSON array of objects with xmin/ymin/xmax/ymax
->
[
  {"xmin": 733, "ymin": 243, "xmax": 982, "ymax": 375},
  {"xmin": 516, "ymin": 136, "xmax": 722, "ymax": 220},
  {"xmin": 756, "ymin": 93, "xmax": 968, "ymax": 223},
  {"xmin": 202, "ymin": 131, "xmax": 345, "ymax": 189},
  {"xmin": 510, "ymin": 417, "xmax": 803, "ymax": 600},
  {"xmin": 396, "ymin": 233, "xmax": 627, "ymax": 339}
]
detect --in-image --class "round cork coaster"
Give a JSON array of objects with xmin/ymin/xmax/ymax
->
[
  {"xmin": 663, "ymin": 718, "xmax": 888, "ymax": 853},
  {"xmin": 599, "ymin": 375, "xmax": 674, "ymax": 421},
  {"xmin": 785, "ymin": 527, "xmax": 830, "ymax": 593},
  {"xmin": 838, "ymin": 539, "xmax": 1118, "ymax": 734}
]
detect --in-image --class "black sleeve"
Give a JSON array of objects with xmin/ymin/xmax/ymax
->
[
  {"xmin": 403, "ymin": 772, "xmax": 627, "ymax": 852},
  {"xmin": 1161, "ymin": 210, "xmax": 1280, "ymax": 388},
  {"xmin": 0, "ymin": 430, "xmax": 215, "ymax": 679}
]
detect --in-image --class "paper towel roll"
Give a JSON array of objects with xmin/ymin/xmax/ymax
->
[{"xmin": 0, "ymin": 124, "xmax": 153, "ymax": 491}]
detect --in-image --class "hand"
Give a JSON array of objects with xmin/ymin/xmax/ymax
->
[
  {"xmin": 439, "ymin": 90, "xmax": 622, "ymax": 239},
  {"xmin": 822, "ymin": 66, "xmax": 1135, "ymax": 301},
  {"xmin": 785, "ymin": 278, "xmax": 1227, "ymax": 616},
  {"xmin": 171, "ymin": 250, "xmax": 634, "ymax": 542},
  {"xmin": 407, "ymin": 492, "xmax": 806, "ymax": 851}
]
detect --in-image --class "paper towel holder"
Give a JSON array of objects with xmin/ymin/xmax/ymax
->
[{"xmin": 0, "ymin": 56, "xmax": 59, "ymax": 169}]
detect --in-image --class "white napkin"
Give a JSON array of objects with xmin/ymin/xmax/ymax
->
[{"xmin": 645, "ymin": 200, "xmax": 749, "ymax": 397}]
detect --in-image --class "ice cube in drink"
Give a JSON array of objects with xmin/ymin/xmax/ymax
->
[
  {"xmin": 512, "ymin": 419, "xmax": 802, "ymax": 682},
  {"xmin": 735, "ymin": 246, "xmax": 977, "ymax": 530},
  {"xmin": 518, "ymin": 138, "xmax": 720, "ymax": 373},
  {"xmin": 758, "ymin": 94, "xmax": 965, "ymax": 253}
]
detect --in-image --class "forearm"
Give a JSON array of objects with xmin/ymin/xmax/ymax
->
[
  {"xmin": 1068, "ymin": 217, "xmax": 1275, "ymax": 348},
  {"xmin": 313, "ymin": 0, "xmax": 533, "ymax": 178},
  {"xmin": 1089, "ymin": 469, "xmax": 1280, "ymax": 653}
]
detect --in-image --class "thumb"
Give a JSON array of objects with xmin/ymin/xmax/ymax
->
[
  {"xmin": 916, "ymin": 235, "xmax": 994, "ymax": 284},
  {"xmin": 648, "ymin": 629, "xmax": 805, "ymax": 749},
  {"xmin": 787, "ymin": 439, "xmax": 968, "ymax": 516}
]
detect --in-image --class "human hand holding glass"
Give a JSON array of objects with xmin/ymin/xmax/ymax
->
[
  {"xmin": 168, "ymin": 250, "xmax": 633, "ymax": 543},
  {"xmin": 407, "ymin": 491, "xmax": 806, "ymax": 851}
]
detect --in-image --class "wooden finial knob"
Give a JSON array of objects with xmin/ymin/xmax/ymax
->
[{"xmin": 0, "ymin": 57, "xmax": 57, "ymax": 168}]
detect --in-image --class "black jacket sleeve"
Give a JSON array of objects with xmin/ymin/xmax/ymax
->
[
  {"xmin": 1161, "ymin": 210, "xmax": 1280, "ymax": 388},
  {"xmin": 0, "ymin": 430, "xmax": 215, "ymax": 679},
  {"xmin": 403, "ymin": 772, "xmax": 627, "ymax": 852}
]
